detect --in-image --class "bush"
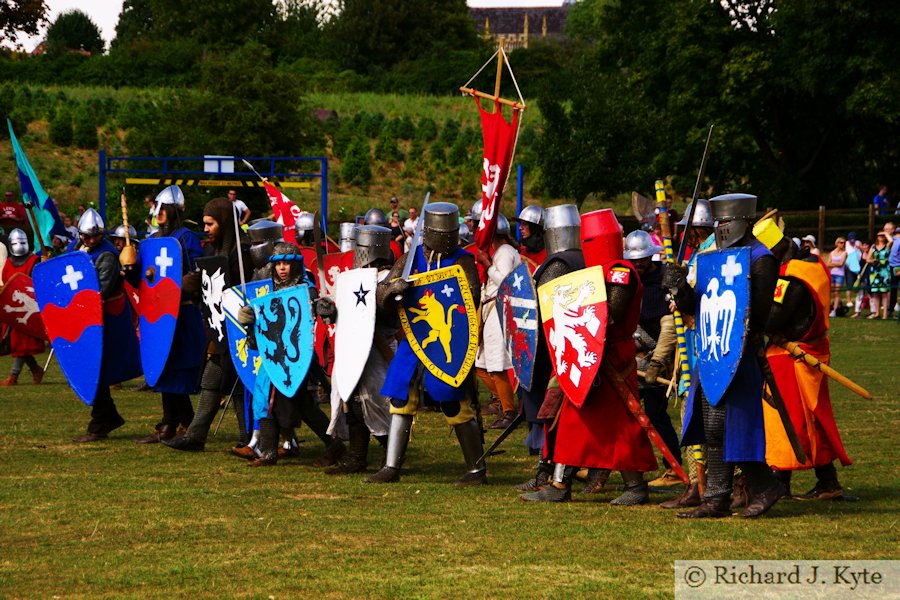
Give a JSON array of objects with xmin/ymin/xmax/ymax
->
[
  {"xmin": 395, "ymin": 115, "xmax": 416, "ymax": 140},
  {"xmin": 437, "ymin": 117, "xmax": 459, "ymax": 146},
  {"xmin": 374, "ymin": 128, "xmax": 403, "ymax": 163},
  {"xmin": 341, "ymin": 136, "xmax": 372, "ymax": 186},
  {"xmin": 429, "ymin": 142, "xmax": 446, "ymax": 166},
  {"xmin": 73, "ymin": 106, "xmax": 98, "ymax": 149},
  {"xmin": 360, "ymin": 111, "xmax": 385, "ymax": 138},
  {"xmin": 49, "ymin": 107, "xmax": 73, "ymax": 146},
  {"xmin": 448, "ymin": 134, "xmax": 470, "ymax": 167},
  {"xmin": 407, "ymin": 137, "xmax": 425, "ymax": 164},
  {"xmin": 416, "ymin": 117, "xmax": 438, "ymax": 141}
]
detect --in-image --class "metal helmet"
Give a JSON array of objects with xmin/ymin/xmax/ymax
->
[
  {"xmin": 710, "ymin": 193, "xmax": 757, "ymax": 249},
  {"xmin": 247, "ymin": 219, "xmax": 284, "ymax": 269},
  {"xmin": 295, "ymin": 212, "xmax": 315, "ymax": 233},
  {"xmin": 470, "ymin": 199, "xmax": 483, "ymax": 222},
  {"xmin": 543, "ymin": 205, "xmax": 581, "ymax": 256},
  {"xmin": 353, "ymin": 225, "xmax": 392, "ymax": 268},
  {"xmin": 423, "ymin": 202, "xmax": 460, "ymax": 254},
  {"xmin": 495, "ymin": 213, "xmax": 511, "ymax": 238},
  {"xmin": 78, "ymin": 208, "xmax": 105, "ymax": 235},
  {"xmin": 339, "ymin": 222, "xmax": 358, "ymax": 252},
  {"xmin": 111, "ymin": 224, "xmax": 137, "ymax": 240},
  {"xmin": 363, "ymin": 208, "xmax": 388, "ymax": 227},
  {"xmin": 581, "ymin": 208, "xmax": 624, "ymax": 267},
  {"xmin": 675, "ymin": 198, "xmax": 714, "ymax": 228},
  {"xmin": 9, "ymin": 228, "xmax": 29, "ymax": 257},
  {"xmin": 153, "ymin": 185, "xmax": 185, "ymax": 217},
  {"xmin": 458, "ymin": 221, "xmax": 473, "ymax": 244},
  {"xmin": 269, "ymin": 241, "xmax": 304, "ymax": 263},
  {"xmin": 623, "ymin": 230, "xmax": 663, "ymax": 260},
  {"xmin": 516, "ymin": 205, "xmax": 544, "ymax": 228}
]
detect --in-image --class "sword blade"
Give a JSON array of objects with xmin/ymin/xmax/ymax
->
[
  {"xmin": 312, "ymin": 210, "xmax": 327, "ymax": 293},
  {"xmin": 400, "ymin": 192, "xmax": 430, "ymax": 282},
  {"xmin": 477, "ymin": 412, "xmax": 524, "ymax": 464}
]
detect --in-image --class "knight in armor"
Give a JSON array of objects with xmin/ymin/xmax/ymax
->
[
  {"xmin": 134, "ymin": 186, "xmax": 206, "ymax": 445},
  {"xmin": 515, "ymin": 205, "xmax": 585, "ymax": 491},
  {"xmin": 367, "ymin": 201, "xmax": 487, "ymax": 485},
  {"xmin": 670, "ymin": 193, "xmax": 784, "ymax": 518},
  {"xmin": 754, "ymin": 218, "xmax": 852, "ymax": 500},
  {"xmin": 109, "ymin": 224, "xmax": 138, "ymax": 254},
  {"xmin": 513, "ymin": 205, "xmax": 546, "ymax": 266},
  {"xmin": 70, "ymin": 209, "xmax": 143, "ymax": 442},
  {"xmin": 322, "ymin": 225, "xmax": 397, "ymax": 474},
  {"xmin": 1, "ymin": 229, "xmax": 45, "ymax": 386},
  {"xmin": 236, "ymin": 242, "xmax": 345, "ymax": 467},
  {"xmin": 474, "ymin": 214, "xmax": 522, "ymax": 430},
  {"xmin": 164, "ymin": 198, "xmax": 250, "ymax": 452},
  {"xmin": 624, "ymin": 230, "xmax": 682, "ymax": 488},
  {"xmin": 363, "ymin": 208, "xmax": 402, "ymax": 260},
  {"xmin": 522, "ymin": 209, "xmax": 657, "ymax": 504},
  {"xmin": 659, "ymin": 198, "xmax": 715, "ymax": 510}
]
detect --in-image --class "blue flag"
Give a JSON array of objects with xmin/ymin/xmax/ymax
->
[{"xmin": 7, "ymin": 119, "xmax": 67, "ymax": 252}]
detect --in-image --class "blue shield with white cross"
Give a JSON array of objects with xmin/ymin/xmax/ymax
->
[
  {"xmin": 137, "ymin": 237, "xmax": 183, "ymax": 386},
  {"xmin": 497, "ymin": 262, "xmax": 538, "ymax": 390},
  {"xmin": 695, "ymin": 247, "xmax": 751, "ymax": 406}
]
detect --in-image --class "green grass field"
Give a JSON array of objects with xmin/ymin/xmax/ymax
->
[{"xmin": 0, "ymin": 318, "xmax": 897, "ymax": 598}]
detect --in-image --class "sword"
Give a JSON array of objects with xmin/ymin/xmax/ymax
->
[
  {"xmin": 214, "ymin": 378, "xmax": 240, "ymax": 436},
  {"xmin": 43, "ymin": 348, "xmax": 54, "ymax": 372},
  {"xmin": 394, "ymin": 192, "xmax": 431, "ymax": 300},
  {"xmin": 676, "ymin": 123, "xmax": 715, "ymax": 264},
  {"xmin": 312, "ymin": 210, "xmax": 328, "ymax": 294},
  {"xmin": 752, "ymin": 335, "xmax": 808, "ymax": 465},
  {"xmin": 477, "ymin": 412, "xmax": 524, "ymax": 464}
]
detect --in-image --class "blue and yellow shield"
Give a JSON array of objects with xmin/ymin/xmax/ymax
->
[
  {"xmin": 223, "ymin": 279, "xmax": 272, "ymax": 391},
  {"xmin": 399, "ymin": 264, "xmax": 478, "ymax": 387},
  {"xmin": 695, "ymin": 247, "xmax": 751, "ymax": 406},
  {"xmin": 250, "ymin": 283, "xmax": 315, "ymax": 398}
]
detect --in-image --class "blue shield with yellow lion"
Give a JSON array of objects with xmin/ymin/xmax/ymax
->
[
  {"xmin": 223, "ymin": 279, "xmax": 273, "ymax": 391},
  {"xmin": 398, "ymin": 264, "xmax": 478, "ymax": 387}
]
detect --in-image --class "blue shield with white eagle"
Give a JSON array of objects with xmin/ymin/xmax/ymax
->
[
  {"xmin": 497, "ymin": 262, "xmax": 538, "ymax": 390},
  {"xmin": 223, "ymin": 279, "xmax": 273, "ymax": 391},
  {"xmin": 695, "ymin": 247, "xmax": 751, "ymax": 406},
  {"xmin": 250, "ymin": 283, "xmax": 315, "ymax": 398}
]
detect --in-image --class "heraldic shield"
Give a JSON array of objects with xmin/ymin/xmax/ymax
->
[
  {"xmin": 695, "ymin": 246, "xmax": 751, "ymax": 406},
  {"xmin": 250, "ymin": 283, "xmax": 315, "ymax": 398},
  {"xmin": 537, "ymin": 265, "xmax": 609, "ymax": 408},
  {"xmin": 32, "ymin": 253, "xmax": 103, "ymax": 405},
  {"xmin": 398, "ymin": 264, "xmax": 478, "ymax": 387},
  {"xmin": 333, "ymin": 267, "xmax": 377, "ymax": 400},
  {"xmin": 0, "ymin": 273, "xmax": 48, "ymax": 340},
  {"xmin": 196, "ymin": 256, "xmax": 230, "ymax": 353},
  {"xmin": 223, "ymin": 278, "xmax": 272, "ymax": 390},
  {"xmin": 138, "ymin": 237, "xmax": 183, "ymax": 387},
  {"xmin": 497, "ymin": 262, "xmax": 538, "ymax": 390}
]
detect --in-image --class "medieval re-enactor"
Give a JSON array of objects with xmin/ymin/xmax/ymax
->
[
  {"xmin": 523, "ymin": 209, "xmax": 657, "ymax": 504},
  {"xmin": 324, "ymin": 225, "xmax": 397, "ymax": 474},
  {"xmin": 514, "ymin": 205, "xmax": 546, "ymax": 267},
  {"xmin": 1, "ymin": 229, "xmax": 45, "ymax": 387},
  {"xmin": 670, "ymin": 193, "xmax": 784, "ymax": 518},
  {"xmin": 367, "ymin": 202, "xmax": 487, "ymax": 485},
  {"xmin": 755, "ymin": 218, "xmax": 852, "ymax": 500},
  {"xmin": 70, "ymin": 209, "xmax": 143, "ymax": 442},
  {"xmin": 134, "ymin": 186, "xmax": 206, "ymax": 444},
  {"xmin": 165, "ymin": 197, "xmax": 249, "ymax": 452}
]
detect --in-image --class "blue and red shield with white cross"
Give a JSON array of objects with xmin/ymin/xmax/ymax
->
[
  {"xmin": 32, "ymin": 253, "xmax": 103, "ymax": 405},
  {"xmin": 695, "ymin": 247, "xmax": 751, "ymax": 406},
  {"xmin": 138, "ymin": 237, "xmax": 182, "ymax": 387}
]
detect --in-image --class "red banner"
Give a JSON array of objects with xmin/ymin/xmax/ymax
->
[
  {"xmin": 473, "ymin": 98, "xmax": 520, "ymax": 278},
  {"xmin": 264, "ymin": 183, "xmax": 300, "ymax": 245}
]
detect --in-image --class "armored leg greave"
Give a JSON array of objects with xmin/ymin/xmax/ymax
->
[
  {"xmin": 701, "ymin": 393, "xmax": 733, "ymax": 499},
  {"xmin": 454, "ymin": 418, "xmax": 487, "ymax": 477},
  {"xmin": 384, "ymin": 413, "xmax": 412, "ymax": 470}
]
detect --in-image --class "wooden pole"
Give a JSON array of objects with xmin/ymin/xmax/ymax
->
[
  {"xmin": 818, "ymin": 205, "xmax": 826, "ymax": 249},
  {"xmin": 868, "ymin": 203, "xmax": 875, "ymax": 242},
  {"xmin": 458, "ymin": 87, "xmax": 526, "ymax": 110},
  {"xmin": 494, "ymin": 40, "xmax": 504, "ymax": 101}
]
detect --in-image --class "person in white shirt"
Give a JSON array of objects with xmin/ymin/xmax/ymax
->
[{"xmin": 227, "ymin": 189, "xmax": 251, "ymax": 226}]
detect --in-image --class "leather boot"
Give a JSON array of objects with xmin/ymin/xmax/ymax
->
[
  {"xmin": 514, "ymin": 459, "xmax": 553, "ymax": 492},
  {"xmin": 312, "ymin": 437, "xmax": 346, "ymax": 467},
  {"xmin": 365, "ymin": 413, "xmax": 411, "ymax": 483},
  {"xmin": 611, "ymin": 471, "xmax": 649, "ymax": 506},
  {"xmin": 31, "ymin": 367, "xmax": 44, "ymax": 385},
  {"xmin": 774, "ymin": 469, "xmax": 793, "ymax": 498},
  {"xmin": 488, "ymin": 410, "xmax": 516, "ymax": 430},
  {"xmin": 677, "ymin": 495, "xmax": 732, "ymax": 519},
  {"xmin": 730, "ymin": 474, "xmax": 749, "ymax": 510},
  {"xmin": 135, "ymin": 423, "xmax": 178, "ymax": 444},
  {"xmin": 326, "ymin": 421, "xmax": 370, "ymax": 475},
  {"xmin": 1, "ymin": 373, "xmax": 18, "ymax": 386},
  {"xmin": 659, "ymin": 483, "xmax": 701, "ymax": 509},
  {"xmin": 248, "ymin": 418, "xmax": 279, "ymax": 467},
  {"xmin": 455, "ymin": 419, "xmax": 488, "ymax": 486},
  {"xmin": 741, "ymin": 479, "xmax": 786, "ymax": 518},
  {"xmin": 583, "ymin": 468, "xmax": 612, "ymax": 494}
]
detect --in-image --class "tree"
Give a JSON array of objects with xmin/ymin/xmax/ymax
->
[
  {"xmin": 1, "ymin": 0, "xmax": 48, "ymax": 42},
  {"xmin": 111, "ymin": 0, "xmax": 154, "ymax": 49},
  {"xmin": 45, "ymin": 9, "xmax": 104, "ymax": 55}
]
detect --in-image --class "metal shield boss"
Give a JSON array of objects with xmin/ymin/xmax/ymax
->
[
  {"xmin": 251, "ymin": 283, "xmax": 315, "ymax": 397},
  {"xmin": 537, "ymin": 265, "xmax": 608, "ymax": 408},
  {"xmin": 398, "ymin": 264, "xmax": 478, "ymax": 387},
  {"xmin": 32, "ymin": 253, "xmax": 104, "ymax": 405},
  {"xmin": 0, "ymin": 273, "xmax": 48, "ymax": 340},
  {"xmin": 223, "ymin": 278, "xmax": 273, "ymax": 391},
  {"xmin": 196, "ymin": 256, "xmax": 230, "ymax": 353},
  {"xmin": 497, "ymin": 262, "xmax": 538, "ymax": 391},
  {"xmin": 137, "ymin": 237, "xmax": 183, "ymax": 386},
  {"xmin": 332, "ymin": 268, "xmax": 377, "ymax": 400},
  {"xmin": 695, "ymin": 247, "xmax": 751, "ymax": 406}
]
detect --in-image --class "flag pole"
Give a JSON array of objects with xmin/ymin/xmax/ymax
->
[{"xmin": 23, "ymin": 201, "xmax": 50, "ymax": 257}]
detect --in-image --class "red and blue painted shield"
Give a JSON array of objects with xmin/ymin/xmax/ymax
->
[
  {"xmin": 250, "ymin": 283, "xmax": 315, "ymax": 398},
  {"xmin": 695, "ymin": 247, "xmax": 751, "ymax": 406},
  {"xmin": 138, "ymin": 238, "xmax": 182, "ymax": 386},
  {"xmin": 223, "ymin": 278, "xmax": 273, "ymax": 390},
  {"xmin": 497, "ymin": 262, "xmax": 538, "ymax": 390},
  {"xmin": 32, "ymin": 253, "xmax": 103, "ymax": 405},
  {"xmin": 398, "ymin": 264, "xmax": 479, "ymax": 387}
]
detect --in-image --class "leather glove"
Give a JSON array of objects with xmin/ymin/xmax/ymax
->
[
  {"xmin": 237, "ymin": 304, "xmax": 255, "ymax": 327},
  {"xmin": 661, "ymin": 263, "xmax": 688, "ymax": 291},
  {"xmin": 644, "ymin": 359, "xmax": 664, "ymax": 386},
  {"xmin": 316, "ymin": 296, "xmax": 336, "ymax": 323},
  {"xmin": 182, "ymin": 272, "xmax": 201, "ymax": 295},
  {"xmin": 385, "ymin": 278, "xmax": 410, "ymax": 299}
]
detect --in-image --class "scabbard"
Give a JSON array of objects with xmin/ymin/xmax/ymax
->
[{"xmin": 752, "ymin": 336, "xmax": 807, "ymax": 465}]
